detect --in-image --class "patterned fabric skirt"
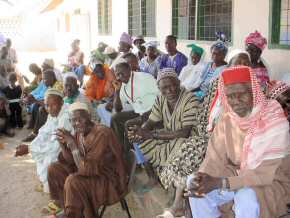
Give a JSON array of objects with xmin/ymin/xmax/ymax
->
[
  {"xmin": 139, "ymin": 138, "xmax": 187, "ymax": 170},
  {"xmin": 159, "ymin": 134, "xmax": 208, "ymax": 189}
]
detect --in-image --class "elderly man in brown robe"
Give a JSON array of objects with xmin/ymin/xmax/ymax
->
[{"xmin": 46, "ymin": 102, "xmax": 128, "ymax": 218}]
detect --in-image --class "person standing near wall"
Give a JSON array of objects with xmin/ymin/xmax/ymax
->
[
  {"xmin": 245, "ymin": 30, "xmax": 269, "ymax": 90},
  {"xmin": 68, "ymin": 39, "xmax": 85, "ymax": 85}
]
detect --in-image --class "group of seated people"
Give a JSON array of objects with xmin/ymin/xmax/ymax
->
[{"xmin": 1, "ymin": 30, "xmax": 290, "ymax": 218}]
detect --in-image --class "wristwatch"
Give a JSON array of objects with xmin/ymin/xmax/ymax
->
[
  {"xmin": 219, "ymin": 177, "xmax": 229, "ymax": 195},
  {"xmin": 222, "ymin": 178, "xmax": 228, "ymax": 189}
]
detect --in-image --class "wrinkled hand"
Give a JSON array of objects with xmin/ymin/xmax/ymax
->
[
  {"xmin": 125, "ymin": 117, "xmax": 142, "ymax": 131},
  {"xmin": 127, "ymin": 125, "xmax": 138, "ymax": 142},
  {"xmin": 15, "ymin": 144, "xmax": 29, "ymax": 157},
  {"xmin": 56, "ymin": 128, "xmax": 77, "ymax": 150},
  {"xmin": 112, "ymin": 80, "xmax": 122, "ymax": 91},
  {"xmin": 184, "ymin": 172, "xmax": 222, "ymax": 198},
  {"xmin": 127, "ymin": 125, "xmax": 153, "ymax": 143},
  {"xmin": 105, "ymin": 101, "xmax": 113, "ymax": 112}
]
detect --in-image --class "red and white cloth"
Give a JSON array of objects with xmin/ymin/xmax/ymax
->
[
  {"xmin": 267, "ymin": 80, "xmax": 290, "ymax": 99},
  {"xmin": 218, "ymin": 66, "xmax": 290, "ymax": 170},
  {"xmin": 245, "ymin": 30, "xmax": 267, "ymax": 51}
]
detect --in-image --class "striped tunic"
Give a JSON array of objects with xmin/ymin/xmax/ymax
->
[
  {"xmin": 159, "ymin": 79, "xmax": 219, "ymax": 189},
  {"xmin": 139, "ymin": 88, "xmax": 199, "ymax": 170}
]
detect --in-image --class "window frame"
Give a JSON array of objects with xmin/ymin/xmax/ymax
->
[
  {"xmin": 128, "ymin": 0, "xmax": 156, "ymax": 37},
  {"xmin": 171, "ymin": 0, "xmax": 233, "ymax": 43},
  {"xmin": 269, "ymin": 0, "xmax": 290, "ymax": 50},
  {"xmin": 98, "ymin": 0, "xmax": 112, "ymax": 36}
]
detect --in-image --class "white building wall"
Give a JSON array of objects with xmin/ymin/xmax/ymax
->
[
  {"xmin": 93, "ymin": 0, "xmax": 129, "ymax": 49},
  {"xmin": 232, "ymin": 0, "xmax": 290, "ymax": 79},
  {"xmin": 90, "ymin": 0, "xmax": 290, "ymax": 80},
  {"xmin": 155, "ymin": 0, "xmax": 172, "ymax": 42}
]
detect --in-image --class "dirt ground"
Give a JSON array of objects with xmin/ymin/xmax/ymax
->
[
  {"xmin": 0, "ymin": 51, "xmax": 177, "ymax": 218},
  {"xmin": 0, "ymin": 128, "xmax": 171, "ymax": 218},
  {"xmin": 0, "ymin": 128, "xmax": 49, "ymax": 218}
]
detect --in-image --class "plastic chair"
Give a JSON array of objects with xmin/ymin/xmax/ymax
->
[{"xmin": 97, "ymin": 149, "xmax": 137, "ymax": 218}]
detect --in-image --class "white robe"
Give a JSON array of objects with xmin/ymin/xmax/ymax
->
[
  {"xmin": 178, "ymin": 61, "xmax": 206, "ymax": 91},
  {"xmin": 30, "ymin": 105, "xmax": 73, "ymax": 189}
]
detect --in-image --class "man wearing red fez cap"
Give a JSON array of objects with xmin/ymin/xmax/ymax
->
[
  {"xmin": 186, "ymin": 66, "xmax": 290, "ymax": 218},
  {"xmin": 222, "ymin": 67, "xmax": 251, "ymax": 85}
]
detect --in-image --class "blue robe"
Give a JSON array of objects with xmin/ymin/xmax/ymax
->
[{"xmin": 158, "ymin": 51, "xmax": 188, "ymax": 75}]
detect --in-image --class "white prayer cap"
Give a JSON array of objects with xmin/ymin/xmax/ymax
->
[
  {"xmin": 133, "ymin": 35, "xmax": 145, "ymax": 44},
  {"xmin": 69, "ymin": 102, "xmax": 89, "ymax": 113},
  {"xmin": 104, "ymin": 46, "xmax": 117, "ymax": 55},
  {"xmin": 63, "ymin": 72, "xmax": 78, "ymax": 83},
  {"xmin": 144, "ymin": 41, "xmax": 159, "ymax": 48},
  {"xmin": 226, "ymin": 49, "xmax": 251, "ymax": 63},
  {"xmin": 45, "ymin": 88, "xmax": 64, "ymax": 101}
]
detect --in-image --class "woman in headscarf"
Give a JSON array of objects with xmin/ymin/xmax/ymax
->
[
  {"xmin": 178, "ymin": 43, "xmax": 206, "ymax": 91},
  {"xmin": 194, "ymin": 39, "xmax": 228, "ymax": 99},
  {"xmin": 90, "ymin": 42, "xmax": 108, "ymax": 64},
  {"xmin": 68, "ymin": 39, "xmax": 85, "ymax": 85},
  {"xmin": 110, "ymin": 32, "xmax": 133, "ymax": 72},
  {"xmin": 186, "ymin": 66, "xmax": 290, "ymax": 218},
  {"xmin": 245, "ymin": 30, "xmax": 269, "ymax": 90}
]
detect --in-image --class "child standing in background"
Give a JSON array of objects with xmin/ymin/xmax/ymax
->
[{"xmin": 3, "ymin": 73, "xmax": 23, "ymax": 128}]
